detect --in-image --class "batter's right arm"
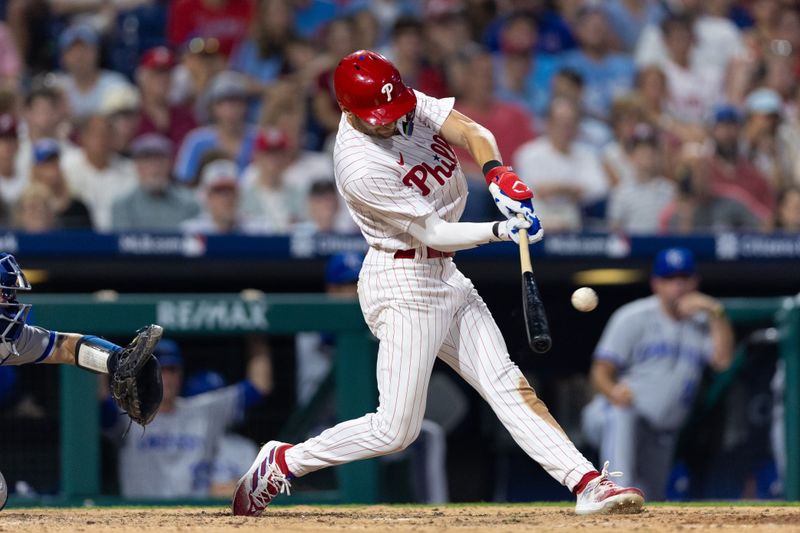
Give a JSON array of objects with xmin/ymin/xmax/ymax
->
[
  {"xmin": 439, "ymin": 109, "xmax": 501, "ymax": 169},
  {"xmin": 440, "ymin": 109, "xmax": 539, "ymax": 223}
]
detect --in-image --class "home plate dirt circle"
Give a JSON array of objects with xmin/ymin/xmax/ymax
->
[{"xmin": 2, "ymin": 504, "xmax": 799, "ymax": 532}]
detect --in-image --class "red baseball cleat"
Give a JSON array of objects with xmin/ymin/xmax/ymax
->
[
  {"xmin": 575, "ymin": 461, "xmax": 645, "ymax": 515},
  {"xmin": 231, "ymin": 440, "xmax": 293, "ymax": 516}
]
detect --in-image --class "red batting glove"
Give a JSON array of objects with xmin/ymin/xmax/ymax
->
[{"xmin": 485, "ymin": 165, "xmax": 533, "ymax": 201}]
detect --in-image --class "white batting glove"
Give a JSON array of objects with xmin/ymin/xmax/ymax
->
[{"xmin": 493, "ymin": 215, "xmax": 544, "ymax": 244}]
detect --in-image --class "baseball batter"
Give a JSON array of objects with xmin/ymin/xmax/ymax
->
[
  {"xmin": 233, "ymin": 50, "xmax": 644, "ymax": 516},
  {"xmin": 0, "ymin": 252, "xmax": 163, "ymax": 427},
  {"xmin": 582, "ymin": 248, "xmax": 734, "ymax": 500}
]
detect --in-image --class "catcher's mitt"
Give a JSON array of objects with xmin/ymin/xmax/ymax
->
[{"xmin": 110, "ymin": 324, "xmax": 164, "ymax": 427}]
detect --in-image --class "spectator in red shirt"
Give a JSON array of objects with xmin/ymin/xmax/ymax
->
[
  {"xmin": 168, "ymin": 0, "xmax": 255, "ymax": 58},
  {"xmin": 134, "ymin": 47, "xmax": 197, "ymax": 152},
  {"xmin": 453, "ymin": 47, "xmax": 536, "ymax": 178},
  {"xmin": 708, "ymin": 104, "xmax": 776, "ymax": 220}
]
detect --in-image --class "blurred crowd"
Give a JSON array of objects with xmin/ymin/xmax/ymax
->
[{"xmin": 0, "ymin": 0, "xmax": 797, "ymax": 235}]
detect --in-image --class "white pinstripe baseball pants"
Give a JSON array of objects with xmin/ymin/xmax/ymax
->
[{"xmin": 285, "ymin": 248, "xmax": 595, "ymax": 491}]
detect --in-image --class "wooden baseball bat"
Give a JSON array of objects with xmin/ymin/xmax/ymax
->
[{"xmin": 517, "ymin": 215, "xmax": 552, "ymax": 354}]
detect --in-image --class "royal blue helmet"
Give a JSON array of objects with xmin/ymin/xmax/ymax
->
[{"xmin": 0, "ymin": 253, "xmax": 32, "ymax": 348}]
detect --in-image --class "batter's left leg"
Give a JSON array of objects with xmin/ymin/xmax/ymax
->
[
  {"xmin": 436, "ymin": 288, "xmax": 595, "ymax": 492},
  {"xmin": 284, "ymin": 299, "xmax": 449, "ymax": 477}
]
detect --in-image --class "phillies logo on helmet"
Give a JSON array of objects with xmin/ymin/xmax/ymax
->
[{"xmin": 382, "ymin": 83, "xmax": 394, "ymax": 102}]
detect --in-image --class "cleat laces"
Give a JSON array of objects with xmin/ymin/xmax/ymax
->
[
  {"xmin": 250, "ymin": 463, "xmax": 292, "ymax": 510},
  {"xmin": 586, "ymin": 461, "xmax": 623, "ymax": 494}
]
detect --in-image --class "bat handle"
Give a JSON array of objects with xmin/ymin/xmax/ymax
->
[{"xmin": 517, "ymin": 214, "xmax": 532, "ymax": 274}]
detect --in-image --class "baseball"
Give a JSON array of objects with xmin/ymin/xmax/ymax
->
[
  {"xmin": 0, "ymin": 470, "xmax": 7, "ymax": 511},
  {"xmin": 571, "ymin": 287, "xmax": 598, "ymax": 312}
]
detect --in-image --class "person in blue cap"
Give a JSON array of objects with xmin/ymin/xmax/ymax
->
[
  {"xmin": 707, "ymin": 102, "xmax": 774, "ymax": 218},
  {"xmin": 29, "ymin": 138, "xmax": 92, "ymax": 229},
  {"xmin": 107, "ymin": 338, "xmax": 273, "ymax": 499},
  {"xmin": 582, "ymin": 247, "xmax": 734, "ymax": 500},
  {"xmin": 53, "ymin": 24, "xmax": 128, "ymax": 119}
]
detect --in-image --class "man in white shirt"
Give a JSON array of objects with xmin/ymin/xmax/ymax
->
[
  {"xmin": 182, "ymin": 159, "xmax": 270, "ymax": 235},
  {"xmin": 240, "ymin": 128, "xmax": 354, "ymax": 233},
  {"xmin": 513, "ymin": 97, "xmax": 609, "ymax": 231},
  {"xmin": 239, "ymin": 128, "xmax": 307, "ymax": 233},
  {"xmin": 658, "ymin": 15, "xmax": 724, "ymax": 125},
  {"xmin": 53, "ymin": 24, "xmax": 128, "ymax": 119},
  {"xmin": 61, "ymin": 114, "xmax": 137, "ymax": 231},
  {"xmin": 635, "ymin": 0, "xmax": 743, "ymax": 85},
  {"xmin": 607, "ymin": 124, "xmax": 675, "ymax": 233}
]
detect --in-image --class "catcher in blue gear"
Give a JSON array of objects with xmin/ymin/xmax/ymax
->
[{"xmin": 0, "ymin": 252, "xmax": 163, "ymax": 426}]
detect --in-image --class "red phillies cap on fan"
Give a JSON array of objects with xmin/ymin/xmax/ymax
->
[
  {"xmin": 139, "ymin": 46, "xmax": 177, "ymax": 70},
  {"xmin": 333, "ymin": 50, "xmax": 417, "ymax": 126},
  {"xmin": 255, "ymin": 128, "xmax": 289, "ymax": 152}
]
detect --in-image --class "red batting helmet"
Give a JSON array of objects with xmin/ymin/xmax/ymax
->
[{"xmin": 334, "ymin": 50, "xmax": 417, "ymax": 126}]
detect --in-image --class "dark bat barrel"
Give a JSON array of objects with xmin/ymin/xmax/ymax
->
[{"xmin": 522, "ymin": 271, "xmax": 552, "ymax": 354}]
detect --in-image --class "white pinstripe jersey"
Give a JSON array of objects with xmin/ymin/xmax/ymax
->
[{"xmin": 333, "ymin": 90, "xmax": 468, "ymax": 252}]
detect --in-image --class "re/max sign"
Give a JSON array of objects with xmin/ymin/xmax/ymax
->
[{"xmin": 156, "ymin": 300, "xmax": 269, "ymax": 331}]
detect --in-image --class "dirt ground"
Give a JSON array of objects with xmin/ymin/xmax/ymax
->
[{"xmin": 1, "ymin": 505, "xmax": 799, "ymax": 532}]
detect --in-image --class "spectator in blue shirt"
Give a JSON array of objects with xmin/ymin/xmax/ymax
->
[
  {"xmin": 482, "ymin": 3, "xmax": 577, "ymax": 55},
  {"xmin": 490, "ymin": 13, "xmax": 563, "ymax": 119},
  {"xmin": 561, "ymin": 6, "xmax": 636, "ymax": 121},
  {"xmin": 174, "ymin": 71, "xmax": 259, "ymax": 184},
  {"xmin": 230, "ymin": 0, "xmax": 290, "ymax": 88},
  {"xmin": 293, "ymin": 0, "xmax": 338, "ymax": 40},
  {"xmin": 602, "ymin": 0, "xmax": 666, "ymax": 52}
]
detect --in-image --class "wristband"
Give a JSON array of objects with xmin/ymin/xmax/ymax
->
[
  {"xmin": 76, "ymin": 335, "xmax": 121, "ymax": 374},
  {"xmin": 492, "ymin": 221, "xmax": 500, "ymax": 239},
  {"xmin": 482, "ymin": 160, "xmax": 503, "ymax": 178}
]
